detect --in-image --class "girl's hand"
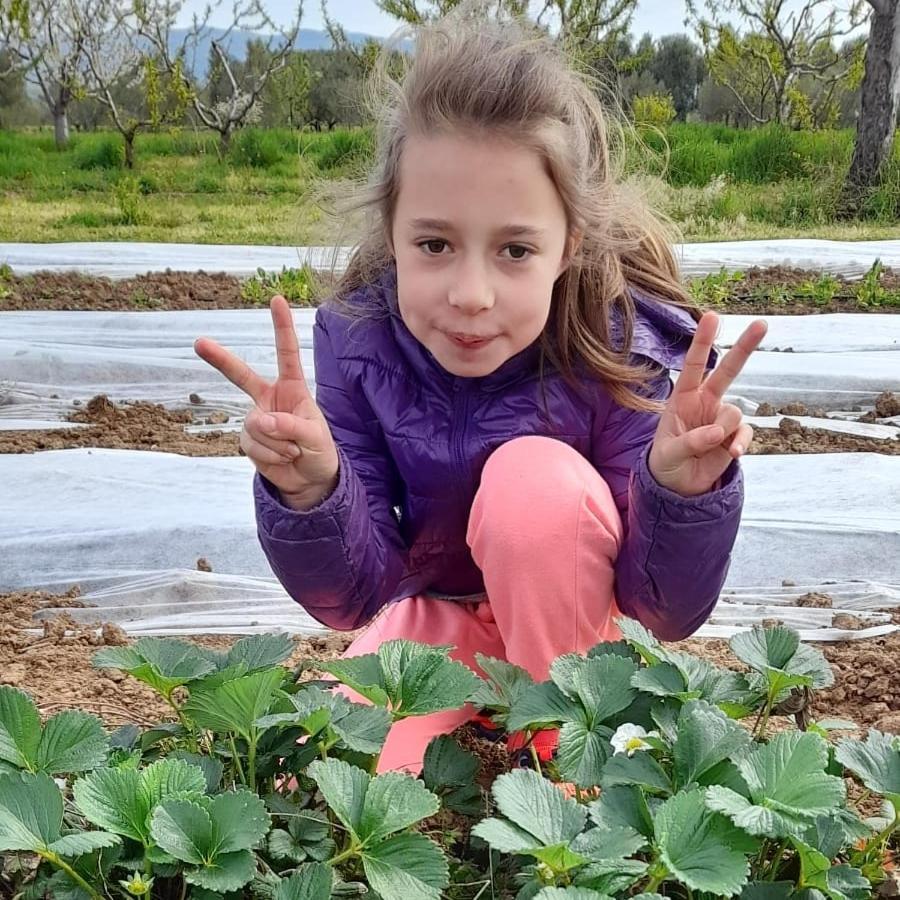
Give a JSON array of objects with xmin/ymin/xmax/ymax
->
[
  {"xmin": 647, "ymin": 311, "xmax": 768, "ymax": 497},
  {"xmin": 194, "ymin": 295, "xmax": 339, "ymax": 511}
]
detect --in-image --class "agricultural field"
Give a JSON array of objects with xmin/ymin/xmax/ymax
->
[{"xmin": 1, "ymin": 241, "xmax": 899, "ymax": 897}]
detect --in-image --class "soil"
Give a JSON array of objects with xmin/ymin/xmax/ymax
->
[
  {"xmin": 3, "ymin": 393, "xmax": 897, "ymax": 457},
  {"xmin": 0, "ymin": 265, "xmax": 897, "ymax": 313}
]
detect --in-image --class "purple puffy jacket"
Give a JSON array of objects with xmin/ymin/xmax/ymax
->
[{"xmin": 254, "ymin": 266, "xmax": 743, "ymax": 640}]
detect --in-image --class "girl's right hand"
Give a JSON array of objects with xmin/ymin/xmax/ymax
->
[{"xmin": 193, "ymin": 295, "xmax": 339, "ymax": 511}]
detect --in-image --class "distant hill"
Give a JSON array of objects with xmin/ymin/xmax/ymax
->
[{"xmin": 170, "ymin": 26, "xmax": 381, "ymax": 79}]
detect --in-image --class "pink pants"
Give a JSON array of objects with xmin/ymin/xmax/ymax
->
[{"xmin": 339, "ymin": 436, "xmax": 624, "ymax": 774}]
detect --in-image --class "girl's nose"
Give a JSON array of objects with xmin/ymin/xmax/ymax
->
[{"xmin": 447, "ymin": 261, "xmax": 495, "ymax": 313}]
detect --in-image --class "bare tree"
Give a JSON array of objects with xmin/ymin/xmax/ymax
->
[
  {"xmin": 0, "ymin": 0, "xmax": 115, "ymax": 148},
  {"xmin": 841, "ymin": 0, "xmax": 900, "ymax": 211},
  {"xmin": 137, "ymin": 0, "xmax": 305, "ymax": 153},
  {"xmin": 686, "ymin": 0, "xmax": 869, "ymax": 125},
  {"xmin": 80, "ymin": 0, "xmax": 190, "ymax": 167}
]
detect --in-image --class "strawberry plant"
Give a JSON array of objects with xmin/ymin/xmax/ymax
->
[{"xmin": 0, "ymin": 623, "xmax": 897, "ymax": 899}]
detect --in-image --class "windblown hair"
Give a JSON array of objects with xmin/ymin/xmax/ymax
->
[{"xmin": 330, "ymin": 2, "xmax": 700, "ymax": 411}]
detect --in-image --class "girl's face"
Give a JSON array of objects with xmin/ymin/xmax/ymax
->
[{"xmin": 390, "ymin": 132, "xmax": 573, "ymax": 378}]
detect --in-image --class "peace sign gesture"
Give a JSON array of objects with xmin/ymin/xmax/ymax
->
[
  {"xmin": 647, "ymin": 312, "xmax": 768, "ymax": 497},
  {"xmin": 194, "ymin": 296, "xmax": 339, "ymax": 511}
]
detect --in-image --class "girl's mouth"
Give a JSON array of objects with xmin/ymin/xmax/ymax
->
[{"xmin": 446, "ymin": 332, "xmax": 495, "ymax": 349}]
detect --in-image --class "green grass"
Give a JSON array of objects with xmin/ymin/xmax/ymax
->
[{"xmin": 0, "ymin": 123, "xmax": 898, "ymax": 244}]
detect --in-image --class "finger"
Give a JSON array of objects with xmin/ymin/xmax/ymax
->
[
  {"xmin": 240, "ymin": 430, "xmax": 300, "ymax": 466},
  {"xmin": 270, "ymin": 295, "xmax": 307, "ymax": 385},
  {"xmin": 728, "ymin": 422, "xmax": 754, "ymax": 458},
  {"xmin": 673, "ymin": 311, "xmax": 719, "ymax": 396},
  {"xmin": 703, "ymin": 319, "xmax": 768, "ymax": 401},
  {"xmin": 256, "ymin": 409, "xmax": 326, "ymax": 454},
  {"xmin": 245, "ymin": 412, "xmax": 303, "ymax": 459},
  {"xmin": 194, "ymin": 336, "xmax": 269, "ymax": 404},
  {"xmin": 714, "ymin": 403, "xmax": 744, "ymax": 440}
]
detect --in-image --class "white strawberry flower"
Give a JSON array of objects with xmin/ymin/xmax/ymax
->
[{"xmin": 611, "ymin": 723, "xmax": 659, "ymax": 756}]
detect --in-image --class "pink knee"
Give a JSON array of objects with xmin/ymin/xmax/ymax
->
[{"xmin": 467, "ymin": 436, "xmax": 622, "ymax": 563}]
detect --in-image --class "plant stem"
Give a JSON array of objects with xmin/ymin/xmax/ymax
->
[
  {"xmin": 767, "ymin": 838, "xmax": 790, "ymax": 880},
  {"xmin": 328, "ymin": 843, "xmax": 359, "ymax": 867},
  {"xmin": 247, "ymin": 735, "xmax": 257, "ymax": 789},
  {"xmin": 530, "ymin": 742, "xmax": 542, "ymax": 774},
  {"xmin": 753, "ymin": 691, "xmax": 778, "ymax": 741},
  {"xmin": 229, "ymin": 734, "xmax": 246, "ymax": 785},
  {"xmin": 42, "ymin": 851, "xmax": 104, "ymax": 900}
]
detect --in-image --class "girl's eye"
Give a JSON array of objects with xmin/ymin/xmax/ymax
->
[
  {"xmin": 504, "ymin": 245, "xmax": 531, "ymax": 261},
  {"xmin": 419, "ymin": 240, "xmax": 448, "ymax": 255}
]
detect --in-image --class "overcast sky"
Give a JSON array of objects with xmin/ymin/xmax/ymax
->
[
  {"xmin": 174, "ymin": 0, "xmax": 864, "ymax": 42},
  {"xmin": 175, "ymin": 0, "xmax": 691, "ymax": 38}
]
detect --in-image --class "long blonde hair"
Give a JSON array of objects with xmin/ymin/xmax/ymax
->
[{"xmin": 330, "ymin": 4, "xmax": 700, "ymax": 411}]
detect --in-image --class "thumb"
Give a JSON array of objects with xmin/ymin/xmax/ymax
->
[{"xmin": 677, "ymin": 424, "xmax": 726, "ymax": 458}]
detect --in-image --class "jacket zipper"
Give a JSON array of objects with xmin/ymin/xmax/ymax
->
[{"xmin": 451, "ymin": 384, "xmax": 470, "ymax": 508}]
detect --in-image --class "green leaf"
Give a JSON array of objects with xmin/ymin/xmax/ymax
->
[
  {"xmin": 479, "ymin": 768, "xmax": 586, "ymax": 848},
  {"xmin": 422, "ymin": 735, "xmax": 478, "ymax": 790},
  {"xmin": 803, "ymin": 815, "xmax": 846, "ymax": 860},
  {"xmin": 227, "ymin": 633, "xmax": 294, "ymax": 671},
  {"xmin": 317, "ymin": 654, "xmax": 389, "ymax": 706},
  {"xmin": 267, "ymin": 811, "xmax": 334, "ymax": 863},
  {"xmin": 556, "ymin": 654, "xmax": 638, "ymax": 724},
  {"xmin": 206, "ymin": 790, "xmax": 270, "ymax": 854},
  {"xmin": 169, "ymin": 751, "xmax": 223, "ymax": 793},
  {"xmin": 557, "ymin": 720, "xmax": 614, "ymax": 789},
  {"xmin": 471, "ymin": 654, "xmax": 534, "ymax": 715},
  {"xmin": 150, "ymin": 799, "xmax": 210, "ymax": 864},
  {"xmin": 730, "ymin": 625, "xmax": 799, "ymax": 672},
  {"xmin": 616, "ymin": 617, "xmax": 663, "ymax": 662},
  {"xmin": 740, "ymin": 883, "xmax": 794, "ymax": 899},
  {"xmin": 569, "ymin": 823, "xmax": 646, "ymax": 861},
  {"xmin": 47, "ymin": 831, "xmax": 120, "ymax": 857},
  {"xmin": 788, "ymin": 644, "xmax": 834, "ymax": 690},
  {"xmin": 631, "ymin": 663, "xmax": 687, "ymax": 698},
  {"xmin": 308, "ymin": 758, "xmax": 439, "ymax": 845},
  {"xmin": 535, "ymin": 888, "xmax": 612, "ymax": 898},
  {"xmin": 707, "ymin": 731, "xmax": 845, "ymax": 838},
  {"xmin": 35, "ymin": 710, "xmax": 108, "ymax": 775},
  {"xmin": 74, "ymin": 757, "xmax": 207, "ymax": 845},
  {"xmin": 835, "ymin": 729, "xmax": 900, "ymax": 800},
  {"xmin": 93, "ymin": 638, "xmax": 218, "ymax": 696},
  {"xmin": 183, "ymin": 668, "xmax": 285, "ymax": 739},
  {"xmin": 272, "ymin": 862, "xmax": 334, "ymax": 900},
  {"xmin": 183, "ymin": 849, "xmax": 256, "ymax": 893},
  {"xmin": 508, "ymin": 682, "xmax": 580, "ymax": 732},
  {"xmin": 0, "ymin": 771, "xmax": 63, "ymax": 851},
  {"xmin": 824, "ymin": 864, "xmax": 870, "ymax": 900},
  {"xmin": 472, "ymin": 817, "xmax": 542, "ymax": 853},
  {"xmin": 0, "ymin": 687, "xmax": 41, "ymax": 771},
  {"xmin": 330, "ymin": 702, "xmax": 391, "ymax": 755},
  {"xmin": 361, "ymin": 832, "xmax": 448, "ymax": 900},
  {"xmin": 654, "ymin": 788, "xmax": 750, "ymax": 895},
  {"xmin": 673, "ymin": 699, "xmax": 751, "ymax": 788},
  {"xmin": 588, "ymin": 785, "xmax": 654, "ymax": 839},
  {"xmin": 601, "ymin": 751, "xmax": 671, "ymax": 794}
]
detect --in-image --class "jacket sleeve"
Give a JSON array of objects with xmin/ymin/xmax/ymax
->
[
  {"xmin": 592, "ymin": 370, "xmax": 744, "ymax": 641},
  {"xmin": 254, "ymin": 310, "xmax": 408, "ymax": 631}
]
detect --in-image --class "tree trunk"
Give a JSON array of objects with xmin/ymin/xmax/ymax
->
[
  {"xmin": 53, "ymin": 108, "xmax": 70, "ymax": 150},
  {"xmin": 124, "ymin": 131, "xmax": 136, "ymax": 169},
  {"xmin": 841, "ymin": 0, "xmax": 900, "ymax": 214},
  {"xmin": 219, "ymin": 126, "xmax": 232, "ymax": 155}
]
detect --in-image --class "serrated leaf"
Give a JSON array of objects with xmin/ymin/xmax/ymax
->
[
  {"xmin": 206, "ymin": 790, "xmax": 270, "ymax": 853},
  {"xmin": 272, "ymin": 862, "xmax": 334, "ymax": 900},
  {"xmin": 317, "ymin": 654, "xmax": 389, "ymax": 706},
  {"xmin": 616, "ymin": 617, "xmax": 662, "ymax": 662},
  {"xmin": 93, "ymin": 638, "xmax": 218, "ymax": 696},
  {"xmin": 835, "ymin": 729, "xmax": 900, "ymax": 800},
  {"xmin": 0, "ymin": 771, "xmax": 63, "ymax": 851},
  {"xmin": 654, "ymin": 788, "xmax": 749, "ymax": 895},
  {"xmin": 169, "ymin": 751, "xmax": 223, "ymax": 794},
  {"xmin": 472, "ymin": 817, "xmax": 541, "ymax": 852},
  {"xmin": 490, "ymin": 768, "xmax": 586, "ymax": 847},
  {"xmin": 788, "ymin": 644, "xmax": 834, "ymax": 689},
  {"xmin": 0, "ymin": 686, "xmax": 41, "ymax": 771},
  {"xmin": 673, "ymin": 699, "xmax": 751, "ymax": 788},
  {"xmin": 570, "ymin": 823, "xmax": 646, "ymax": 861},
  {"xmin": 183, "ymin": 668, "xmax": 284, "ymax": 739},
  {"xmin": 803, "ymin": 815, "xmax": 846, "ymax": 860},
  {"xmin": 361, "ymin": 832, "xmax": 448, "ymax": 900},
  {"xmin": 150, "ymin": 799, "xmax": 210, "ymax": 863},
  {"xmin": 536, "ymin": 887, "xmax": 611, "ymax": 898},
  {"xmin": 557, "ymin": 720, "xmax": 614, "ymax": 788},
  {"xmin": 588, "ymin": 785, "xmax": 654, "ymax": 839},
  {"xmin": 740, "ymin": 883, "xmax": 793, "ymax": 899},
  {"xmin": 713, "ymin": 732, "xmax": 846, "ymax": 837},
  {"xmin": 422, "ymin": 735, "xmax": 478, "ymax": 791},
  {"xmin": 267, "ymin": 811, "xmax": 334, "ymax": 863},
  {"xmin": 508, "ymin": 681, "xmax": 580, "ymax": 732},
  {"xmin": 74, "ymin": 757, "xmax": 207, "ymax": 845},
  {"xmin": 825, "ymin": 864, "xmax": 870, "ymax": 899},
  {"xmin": 730, "ymin": 626, "xmax": 800, "ymax": 672},
  {"xmin": 227, "ymin": 633, "xmax": 294, "ymax": 671},
  {"xmin": 35, "ymin": 710, "xmax": 108, "ymax": 775},
  {"xmin": 183, "ymin": 849, "xmax": 256, "ymax": 892},
  {"xmin": 47, "ymin": 831, "xmax": 120, "ymax": 857},
  {"xmin": 308, "ymin": 758, "xmax": 439, "ymax": 845},
  {"xmin": 601, "ymin": 751, "xmax": 671, "ymax": 794},
  {"xmin": 471, "ymin": 654, "xmax": 534, "ymax": 715},
  {"xmin": 631, "ymin": 663, "xmax": 687, "ymax": 697},
  {"xmin": 331, "ymin": 703, "xmax": 391, "ymax": 755}
]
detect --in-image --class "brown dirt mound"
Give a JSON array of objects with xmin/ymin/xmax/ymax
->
[
  {"xmin": 0, "ymin": 394, "xmax": 240, "ymax": 456},
  {"xmin": 750, "ymin": 417, "xmax": 900, "ymax": 455}
]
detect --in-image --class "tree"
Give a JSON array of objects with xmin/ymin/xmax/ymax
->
[
  {"xmin": 305, "ymin": 48, "xmax": 365, "ymax": 130},
  {"xmin": 0, "ymin": 48, "xmax": 30, "ymax": 126},
  {"xmin": 263, "ymin": 51, "xmax": 310, "ymax": 128},
  {"xmin": 137, "ymin": 0, "xmax": 304, "ymax": 152},
  {"xmin": 841, "ymin": 0, "xmax": 900, "ymax": 211},
  {"xmin": 687, "ymin": 0, "xmax": 869, "ymax": 125},
  {"xmin": 651, "ymin": 34, "xmax": 706, "ymax": 119},
  {"xmin": 0, "ymin": 0, "xmax": 115, "ymax": 148},
  {"xmin": 81, "ymin": 1, "xmax": 190, "ymax": 167}
]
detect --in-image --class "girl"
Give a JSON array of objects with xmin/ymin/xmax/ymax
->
[{"xmin": 195, "ymin": 9, "xmax": 766, "ymax": 775}]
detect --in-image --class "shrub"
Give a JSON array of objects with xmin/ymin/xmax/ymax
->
[
  {"xmin": 73, "ymin": 136, "xmax": 124, "ymax": 171},
  {"xmin": 633, "ymin": 92, "xmax": 677, "ymax": 129}
]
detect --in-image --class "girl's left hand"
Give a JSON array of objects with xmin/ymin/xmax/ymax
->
[{"xmin": 648, "ymin": 311, "xmax": 768, "ymax": 497}]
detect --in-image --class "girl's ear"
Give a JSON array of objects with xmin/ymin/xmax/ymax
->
[{"xmin": 557, "ymin": 229, "xmax": 583, "ymax": 278}]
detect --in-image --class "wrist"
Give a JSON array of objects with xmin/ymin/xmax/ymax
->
[{"xmin": 280, "ymin": 468, "xmax": 340, "ymax": 512}]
